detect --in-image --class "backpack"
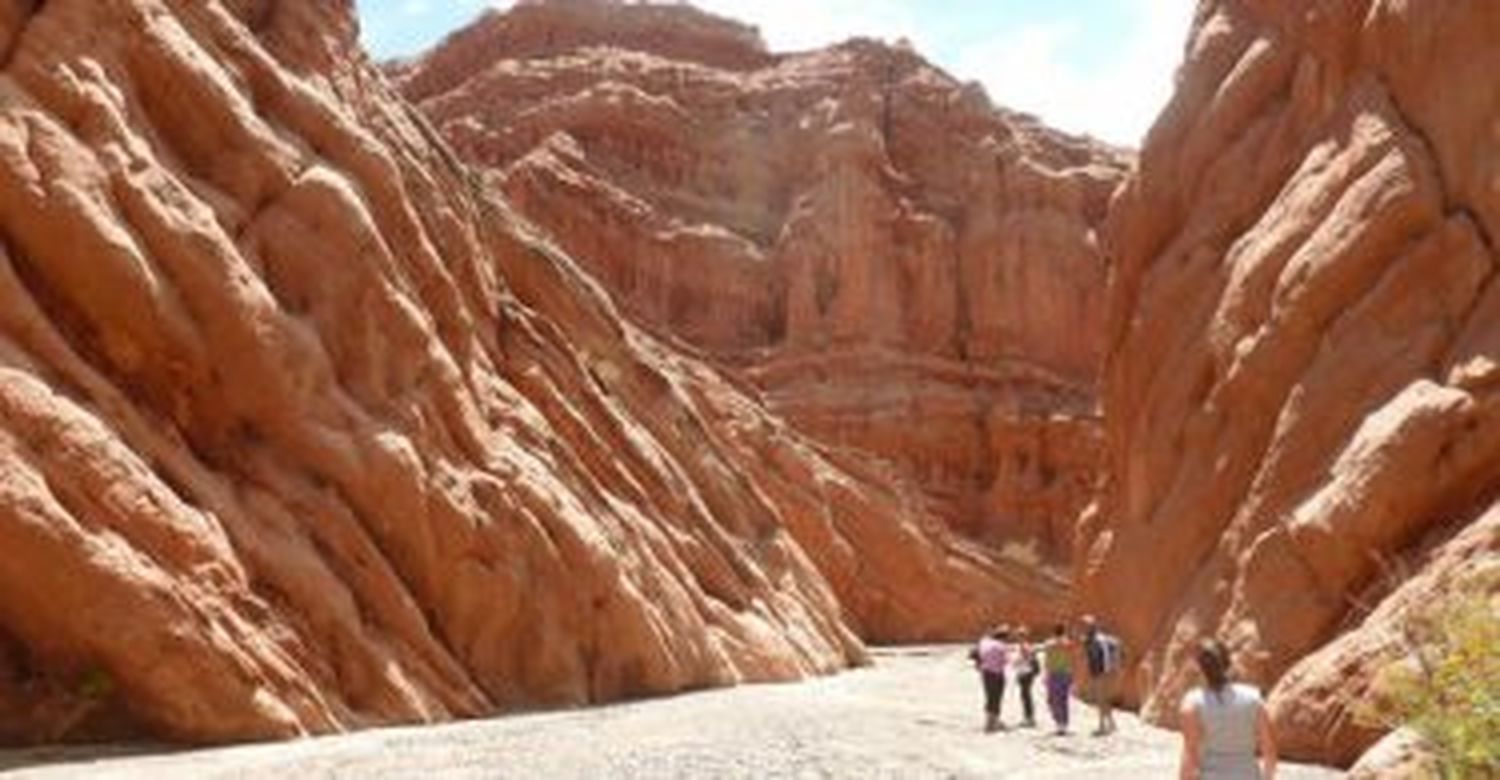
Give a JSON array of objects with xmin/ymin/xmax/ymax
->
[
  {"xmin": 1099, "ymin": 634, "xmax": 1123, "ymax": 674},
  {"xmin": 1023, "ymin": 648, "xmax": 1041, "ymax": 677}
]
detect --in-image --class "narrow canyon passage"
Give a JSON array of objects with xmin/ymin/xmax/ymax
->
[
  {"xmin": 0, "ymin": 0, "xmax": 1494, "ymax": 775},
  {"xmin": 0, "ymin": 648, "xmax": 1342, "ymax": 779}
]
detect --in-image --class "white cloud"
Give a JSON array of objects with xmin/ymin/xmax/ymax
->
[{"xmin": 955, "ymin": 1, "xmax": 1194, "ymax": 145}]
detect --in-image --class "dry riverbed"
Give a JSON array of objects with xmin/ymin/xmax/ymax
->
[{"xmin": 1, "ymin": 647, "xmax": 1343, "ymax": 779}]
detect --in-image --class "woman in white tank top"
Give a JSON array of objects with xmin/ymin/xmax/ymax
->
[{"xmin": 1178, "ymin": 639, "xmax": 1278, "ymax": 779}]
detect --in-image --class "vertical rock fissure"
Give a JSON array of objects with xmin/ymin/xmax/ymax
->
[
  {"xmin": 1374, "ymin": 74, "xmax": 1500, "ymax": 261},
  {"xmin": 0, "ymin": 238, "xmax": 136, "ymax": 424},
  {"xmin": 1370, "ymin": 76, "xmax": 1500, "ymax": 376}
]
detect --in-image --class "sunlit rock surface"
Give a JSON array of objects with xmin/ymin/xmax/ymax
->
[
  {"xmin": 0, "ymin": 0, "xmax": 1060, "ymax": 745},
  {"xmin": 395, "ymin": 0, "xmax": 1128, "ymax": 560},
  {"xmin": 1081, "ymin": 0, "xmax": 1500, "ymax": 767}
]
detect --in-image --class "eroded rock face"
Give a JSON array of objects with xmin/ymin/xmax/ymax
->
[
  {"xmin": 0, "ymin": 0, "xmax": 1059, "ymax": 745},
  {"xmin": 1082, "ymin": 0, "xmax": 1500, "ymax": 766},
  {"xmin": 1347, "ymin": 728, "xmax": 1440, "ymax": 780},
  {"xmin": 395, "ymin": 0, "xmax": 1127, "ymax": 560}
]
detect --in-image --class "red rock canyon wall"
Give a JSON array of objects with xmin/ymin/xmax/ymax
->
[
  {"xmin": 1081, "ymin": 0, "xmax": 1500, "ymax": 766},
  {"xmin": 396, "ymin": 1, "xmax": 1127, "ymax": 559},
  {"xmin": 0, "ymin": 0, "xmax": 1060, "ymax": 745}
]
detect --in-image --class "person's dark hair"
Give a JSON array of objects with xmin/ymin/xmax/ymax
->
[
  {"xmin": 1053, "ymin": 623, "xmax": 1067, "ymax": 639},
  {"xmin": 1196, "ymin": 638, "xmax": 1232, "ymax": 697}
]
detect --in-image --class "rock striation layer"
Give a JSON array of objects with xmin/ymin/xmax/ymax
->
[
  {"xmin": 0, "ymin": 0, "xmax": 1059, "ymax": 745},
  {"xmin": 1080, "ymin": 0, "xmax": 1500, "ymax": 766},
  {"xmin": 395, "ymin": 0, "xmax": 1128, "ymax": 559}
]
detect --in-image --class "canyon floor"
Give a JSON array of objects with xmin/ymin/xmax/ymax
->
[{"xmin": 0, "ymin": 648, "xmax": 1342, "ymax": 779}]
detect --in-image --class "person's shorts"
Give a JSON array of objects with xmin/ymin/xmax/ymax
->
[{"xmin": 1088, "ymin": 672, "xmax": 1118, "ymax": 706}]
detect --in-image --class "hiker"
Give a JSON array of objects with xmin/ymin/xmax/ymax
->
[
  {"xmin": 1081, "ymin": 615, "xmax": 1121, "ymax": 735},
  {"xmin": 969, "ymin": 625, "xmax": 1011, "ymax": 732},
  {"xmin": 1178, "ymin": 638, "xmax": 1278, "ymax": 779},
  {"xmin": 1040, "ymin": 623, "xmax": 1076, "ymax": 734},
  {"xmin": 1013, "ymin": 626, "xmax": 1040, "ymax": 728}
]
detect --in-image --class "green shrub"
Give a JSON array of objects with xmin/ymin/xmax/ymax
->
[
  {"xmin": 77, "ymin": 666, "xmax": 114, "ymax": 701},
  {"xmin": 1369, "ymin": 583, "xmax": 1500, "ymax": 779}
]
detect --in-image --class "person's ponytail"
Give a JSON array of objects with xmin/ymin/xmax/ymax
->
[{"xmin": 1195, "ymin": 638, "xmax": 1231, "ymax": 699}]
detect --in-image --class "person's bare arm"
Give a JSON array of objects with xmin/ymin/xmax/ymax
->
[
  {"xmin": 1178, "ymin": 699, "xmax": 1201, "ymax": 780},
  {"xmin": 1256, "ymin": 705, "xmax": 1278, "ymax": 780}
]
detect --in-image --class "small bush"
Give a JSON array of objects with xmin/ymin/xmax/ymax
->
[
  {"xmin": 1368, "ymin": 583, "xmax": 1500, "ymax": 779},
  {"xmin": 77, "ymin": 667, "xmax": 114, "ymax": 701}
]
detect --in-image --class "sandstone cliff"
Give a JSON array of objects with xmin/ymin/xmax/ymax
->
[
  {"xmin": 0, "ymin": 0, "xmax": 1059, "ymax": 745},
  {"xmin": 1081, "ymin": 0, "xmax": 1500, "ymax": 766},
  {"xmin": 395, "ymin": 1, "xmax": 1127, "ymax": 560}
]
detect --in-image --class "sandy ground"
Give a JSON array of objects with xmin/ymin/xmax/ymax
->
[{"xmin": 0, "ymin": 647, "xmax": 1344, "ymax": 779}]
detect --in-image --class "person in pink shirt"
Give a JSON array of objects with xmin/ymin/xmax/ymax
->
[{"xmin": 969, "ymin": 625, "xmax": 1013, "ymax": 732}]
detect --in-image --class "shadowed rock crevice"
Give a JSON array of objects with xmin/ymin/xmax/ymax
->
[{"xmin": 0, "ymin": 1, "xmax": 41, "ymax": 72}]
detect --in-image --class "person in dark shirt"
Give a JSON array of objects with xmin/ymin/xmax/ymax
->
[{"xmin": 1081, "ymin": 615, "xmax": 1120, "ymax": 735}]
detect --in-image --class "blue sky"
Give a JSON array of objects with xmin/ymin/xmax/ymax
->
[{"xmin": 355, "ymin": 1, "xmax": 1195, "ymax": 146}]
